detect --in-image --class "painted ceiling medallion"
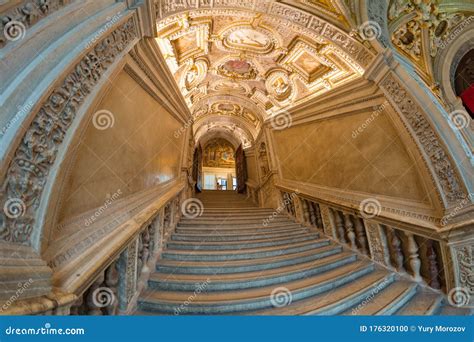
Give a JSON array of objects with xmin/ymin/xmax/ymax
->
[
  {"xmin": 222, "ymin": 26, "xmax": 275, "ymax": 54},
  {"xmin": 183, "ymin": 59, "xmax": 208, "ymax": 91},
  {"xmin": 217, "ymin": 59, "xmax": 258, "ymax": 80},
  {"xmin": 214, "ymin": 103, "xmax": 240, "ymax": 114},
  {"xmin": 266, "ymin": 71, "xmax": 293, "ymax": 102}
]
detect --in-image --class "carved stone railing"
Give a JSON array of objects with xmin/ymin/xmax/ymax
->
[
  {"xmin": 245, "ymin": 180, "xmax": 260, "ymax": 206},
  {"xmin": 280, "ymin": 191, "xmax": 297, "ymax": 218},
  {"xmin": 274, "ymin": 186, "xmax": 464, "ymax": 296},
  {"xmin": 68, "ymin": 188, "xmax": 183, "ymax": 316},
  {"xmin": 325, "ymin": 206, "xmax": 446, "ymax": 291},
  {"xmin": 0, "ymin": 181, "xmax": 185, "ymax": 315},
  {"xmin": 245, "ymin": 171, "xmax": 281, "ymax": 209}
]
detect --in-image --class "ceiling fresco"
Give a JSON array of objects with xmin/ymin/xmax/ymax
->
[{"xmin": 156, "ymin": 0, "xmax": 372, "ymax": 148}]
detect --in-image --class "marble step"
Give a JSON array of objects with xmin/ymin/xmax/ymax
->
[
  {"xmin": 179, "ymin": 217, "xmax": 291, "ymax": 225},
  {"xmin": 194, "ymin": 214, "xmax": 287, "ymax": 221},
  {"xmin": 438, "ymin": 305, "xmax": 473, "ymax": 315},
  {"xmin": 180, "ymin": 214, "xmax": 288, "ymax": 221},
  {"xmin": 162, "ymin": 238, "xmax": 331, "ymax": 262},
  {"xmin": 342, "ymin": 281, "xmax": 418, "ymax": 315},
  {"xmin": 138, "ymin": 262, "xmax": 375, "ymax": 314},
  {"xmin": 149, "ymin": 252, "xmax": 357, "ymax": 292},
  {"xmin": 177, "ymin": 221, "xmax": 299, "ymax": 229},
  {"xmin": 156, "ymin": 244, "xmax": 342, "ymax": 275},
  {"xmin": 171, "ymin": 229, "xmax": 311, "ymax": 242},
  {"xmin": 199, "ymin": 202, "xmax": 256, "ymax": 206},
  {"xmin": 395, "ymin": 290, "xmax": 443, "ymax": 315},
  {"xmin": 175, "ymin": 225, "xmax": 306, "ymax": 235},
  {"xmin": 250, "ymin": 271, "xmax": 394, "ymax": 315},
  {"xmin": 199, "ymin": 208, "xmax": 275, "ymax": 214},
  {"xmin": 166, "ymin": 234, "xmax": 321, "ymax": 251}
]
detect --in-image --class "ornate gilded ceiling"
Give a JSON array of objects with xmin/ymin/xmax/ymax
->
[
  {"xmin": 388, "ymin": 0, "xmax": 474, "ymax": 95},
  {"xmin": 155, "ymin": 0, "xmax": 373, "ymax": 147}
]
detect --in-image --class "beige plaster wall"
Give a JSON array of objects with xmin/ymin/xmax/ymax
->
[
  {"xmin": 273, "ymin": 109, "xmax": 429, "ymax": 202},
  {"xmin": 58, "ymin": 70, "xmax": 184, "ymax": 220}
]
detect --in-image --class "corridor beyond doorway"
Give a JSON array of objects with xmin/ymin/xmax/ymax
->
[{"xmin": 201, "ymin": 138, "xmax": 237, "ymax": 190}]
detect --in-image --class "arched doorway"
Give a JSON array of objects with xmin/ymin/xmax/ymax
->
[{"xmin": 199, "ymin": 138, "xmax": 238, "ymax": 191}]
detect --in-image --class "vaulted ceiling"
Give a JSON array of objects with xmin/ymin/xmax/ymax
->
[{"xmin": 156, "ymin": 0, "xmax": 374, "ymax": 148}]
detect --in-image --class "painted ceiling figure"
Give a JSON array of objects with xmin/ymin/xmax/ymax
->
[{"xmin": 203, "ymin": 138, "xmax": 236, "ymax": 168}]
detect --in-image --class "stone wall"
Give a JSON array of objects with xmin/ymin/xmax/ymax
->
[
  {"xmin": 58, "ymin": 70, "xmax": 185, "ymax": 220},
  {"xmin": 272, "ymin": 107, "xmax": 428, "ymax": 202}
]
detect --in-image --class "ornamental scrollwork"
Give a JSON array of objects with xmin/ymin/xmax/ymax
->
[{"xmin": 0, "ymin": 18, "xmax": 137, "ymax": 244}]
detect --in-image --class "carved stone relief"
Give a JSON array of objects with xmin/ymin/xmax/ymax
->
[
  {"xmin": 0, "ymin": 18, "xmax": 138, "ymax": 245},
  {"xmin": 125, "ymin": 238, "xmax": 138, "ymax": 305},
  {"xmin": 318, "ymin": 204, "xmax": 334, "ymax": 237},
  {"xmin": 0, "ymin": 0, "xmax": 72, "ymax": 48},
  {"xmin": 380, "ymin": 73, "xmax": 466, "ymax": 207},
  {"xmin": 388, "ymin": 0, "xmax": 472, "ymax": 84},
  {"xmin": 364, "ymin": 220, "xmax": 391, "ymax": 266},
  {"xmin": 452, "ymin": 244, "xmax": 474, "ymax": 300}
]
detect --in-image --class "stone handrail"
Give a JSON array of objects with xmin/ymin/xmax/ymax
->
[
  {"xmin": 274, "ymin": 183, "xmax": 472, "ymax": 300},
  {"xmin": 1, "ymin": 180, "xmax": 186, "ymax": 315}
]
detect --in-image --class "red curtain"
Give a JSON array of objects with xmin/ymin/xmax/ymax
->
[{"xmin": 460, "ymin": 84, "xmax": 474, "ymax": 117}]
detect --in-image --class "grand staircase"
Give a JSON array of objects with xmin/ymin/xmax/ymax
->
[{"xmin": 136, "ymin": 191, "xmax": 460, "ymax": 315}]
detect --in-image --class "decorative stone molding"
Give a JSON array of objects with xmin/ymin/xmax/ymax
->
[
  {"xmin": 364, "ymin": 220, "xmax": 391, "ymax": 267},
  {"xmin": 380, "ymin": 73, "xmax": 467, "ymax": 207},
  {"xmin": 276, "ymin": 179, "xmax": 439, "ymax": 227},
  {"xmin": 125, "ymin": 238, "xmax": 138, "ymax": 306},
  {"xmin": 451, "ymin": 244, "xmax": 474, "ymax": 304},
  {"xmin": 0, "ymin": 0, "xmax": 72, "ymax": 48},
  {"xmin": 387, "ymin": 0, "xmax": 473, "ymax": 85},
  {"xmin": 319, "ymin": 204, "xmax": 335, "ymax": 238},
  {"xmin": 0, "ymin": 242, "xmax": 52, "ymax": 307},
  {"xmin": 0, "ymin": 17, "xmax": 138, "ymax": 245}
]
